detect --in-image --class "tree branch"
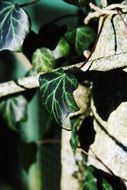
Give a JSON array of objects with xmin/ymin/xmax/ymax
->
[
  {"xmin": 1, "ymin": 50, "xmax": 127, "ymax": 98},
  {"xmin": 0, "ymin": 73, "xmax": 40, "ymax": 98},
  {"xmin": 0, "ymin": 63, "xmax": 83, "ymax": 98}
]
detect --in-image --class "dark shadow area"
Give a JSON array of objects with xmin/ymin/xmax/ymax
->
[
  {"xmin": 92, "ymin": 69, "xmax": 127, "ymax": 120},
  {"xmin": 90, "ymin": 69, "xmax": 127, "ymax": 153},
  {"xmin": 0, "ymin": 50, "xmax": 14, "ymax": 82},
  {"xmin": 0, "ymin": 51, "xmax": 27, "ymax": 190},
  {"xmin": 93, "ymin": 166, "xmax": 127, "ymax": 190},
  {"xmin": 23, "ymin": 24, "xmax": 67, "ymax": 61},
  {"xmin": 71, "ymin": 68, "xmax": 127, "ymax": 154},
  {"xmin": 78, "ymin": 116, "xmax": 96, "ymax": 152},
  {"xmin": 0, "ymin": 116, "xmax": 26, "ymax": 190},
  {"xmin": 31, "ymin": 3, "xmax": 78, "ymax": 29}
]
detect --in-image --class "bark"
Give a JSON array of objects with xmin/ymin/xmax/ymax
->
[
  {"xmin": 61, "ymin": 84, "xmax": 91, "ymax": 190},
  {"xmin": 87, "ymin": 11, "xmax": 127, "ymax": 186}
]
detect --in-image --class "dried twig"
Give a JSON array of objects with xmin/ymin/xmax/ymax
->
[{"xmin": 84, "ymin": 2, "xmax": 127, "ymax": 24}]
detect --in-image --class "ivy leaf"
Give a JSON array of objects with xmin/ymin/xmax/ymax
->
[
  {"xmin": 0, "ymin": 95, "xmax": 28, "ymax": 131},
  {"xmin": 84, "ymin": 166, "xmax": 113, "ymax": 190},
  {"xmin": 84, "ymin": 166, "xmax": 98, "ymax": 190},
  {"xmin": 70, "ymin": 117, "xmax": 80, "ymax": 154},
  {"xmin": 102, "ymin": 179, "xmax": 113, "ymax": 190},
  {"xmin": 63, "ymin": 0, "xmax": 90, "ymax": 7},
  {"xmin": 65, "ymin": 30, "xmax": 76, "ymax": 46},
  {"xmin": 32, "ymin": 48, "xmax": 55, "ymax": 72},
  {"xmin": 39, "ymin": 68, "xmax": 79, "ymax": 124},
  {"xmin": 65, "ymin": 26, "xmax": 96, "ymax": 55},
  {"xmin": 0, "ymin": 0, "xmax": 30, "ymax": 51},
  {"xmin": 75, "ymin": 26, "xmax": 96, "ymax": 55},
  {"xmin": 53, "ymin": 37, "xmax": 71, "ymax": 59}
]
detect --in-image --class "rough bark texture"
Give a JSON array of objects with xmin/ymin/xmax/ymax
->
[
  {"xmin": 82, "ymin": 13, "xmax": 127, "ymax": 71},
  {"xmin": 61, "ymin": 129, "xmax": 82, "ymax": 190},
  {"xmin": 87, "ymin": 12, "xmax": 127, "ymax": 185},
  {"xmin": 61, "ymin": 84, "xmax": 91, "ymax": 190}
]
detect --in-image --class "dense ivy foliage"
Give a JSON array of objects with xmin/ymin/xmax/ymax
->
[{"xmin": 0, "ymin": 0, "xmax": 126, "ymax": 189}]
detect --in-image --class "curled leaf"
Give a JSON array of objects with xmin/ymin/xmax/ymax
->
[{"xmin": 0, "ymin": 95, "xmax": 28, "ymax": 130}]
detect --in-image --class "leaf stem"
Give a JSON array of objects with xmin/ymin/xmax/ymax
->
[
  {"xmin": 37, "ymin": 139, "xmax": 61, "ymax": 145},
  {"xmin": 78, "ymin": 147, "xmax": 114, "ymax": 175}
]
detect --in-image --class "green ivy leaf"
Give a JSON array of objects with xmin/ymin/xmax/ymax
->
[
  {"xmin": 0, "ymin": 95, "xmax": 28, "ymax": 130},
  {"xmin": 63, "ymin": 0, "xmax": 90, "ymax": 7},
  {"xmin": 39, "ymin": 68, "xmax": 79, "ymax": 124},
  {"xmin": 65, "ymin": 30, "xmax": 76, "ymax": 46},
  {"xmin": 70, "ymin": 117, "xmax": 80, "ymax": 154},
  {"xmin": 53, "ymin": 37, "xmax": 71, "ymax": 59},
  {"xmin": 65, "ymin": 26, "xmax": 96, "ymax": 55},
  {"xmin": 32, "ymin": 48, "xmax": 55, "ymax": 72},
  {"xmin": 84, "ymin": 166, "xmax": 98, "ymax": 190},
  {"xmin": 0, "ymin": 0, "xmax": 30, "ymax": 51},
  {"xmin": 102, "ymin": 179, "xmax": 113, "ymax": 190},
  {"xmin": 83, "ymin": 166, "xmax": 113, "ymax": 190},
  {"xmin": 75, "ymin": 26, "xmax": 96, "ymax": 55}
]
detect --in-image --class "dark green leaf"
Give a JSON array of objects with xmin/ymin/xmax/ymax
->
[
  {"xmin": 32, "ymin": 48, "xmax": 55, "ymax": 72},
  {"xmin": 65, "ymin": 30, "xmax": 76, "ymax": 46},
  {"xmin": 65, "ymin": 26, "xmax": 96, "ymax": 55},
  {"xmin": 0, "ymin": 95, "xmax": 28, "ymax": 130},
  {"xmin": 84, "ymin": 166, "xmax": 98, "ymax": 190},
  {"xmin": 39, "ymin": 68, "xmax": 79, "ymax": 124},
  {"xmin": 0, "ymin": 0, "xmax": 30, "ymax": 51},
  {"xmin": 63, "ymin": 0, "xmax": 90, "ymax": 7},
  {"xmin": 83, "ymin": 166, "xmax": 113, "ymax": 190},
  {"xmin": 20, "ymin": 142, "xmax": 38, "ymax": 173},
  {"xmin": 53, "ymin": 37, "xmax": 71, "ymax": 59},
  {"xmin": 70, "ymin": 117, "xmax": 80, "ymax": 154},
  {"xmin": 75, "ymin": 26, "xmax": 96, "ymax": 55},
  {"xmin": 102, "ymin": 179, "xmax": 113, "ymax": 190}
]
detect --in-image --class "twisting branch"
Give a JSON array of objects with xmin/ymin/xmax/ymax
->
[
  {"xmin": 0, "ymin": 73, "xmax": 40, "ymax": 98},
  {"xmin": 0, "ymin": 62, "xmax": 83, "ymax": 98},
  {"xmin": 1, "ymin": 49, "xmax": 127, "ymax": 99},
  {"xmin": 84, "ymin": 2, "xmax": 127, "ymax": 24}
]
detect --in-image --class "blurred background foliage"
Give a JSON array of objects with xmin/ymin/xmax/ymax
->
[
  {"xmin": 0, "ymin": 0, "xmax": 121, "ymax": 189},
  {"xmin": 0, "ymin": 1, "xmax": 79, "ymax": 190}
]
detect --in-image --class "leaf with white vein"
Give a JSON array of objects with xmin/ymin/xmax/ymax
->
[
  {"xmin": 0, "ymin": 0, "xmax": 30, "ymax": 51},
  {"xmin": 39, "ymin": 68, "xmax": 79, "ymax": 124}
]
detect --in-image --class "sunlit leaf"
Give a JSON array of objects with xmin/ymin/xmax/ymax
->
[
  {"xmin": 32, "ymin": 48, "xmax": 55, "ymax": 72},
  {"xmin": 75, "ymin": 26, "xmax": 96, "ymax": 55},
  {"xmin": 70, "ymin": 117, "xmax": 80, "ymax": 154},
  {"xmin": 0, "ymin": 0, "xmax": 30, "ymax": 51},
  {"xmin": 102, "ymin": 178, "xmax": 113, "ymax": 190},
  {"xmin": 53, "ymin": 37, "xmax": 71, "ymax": 59},
  {"xmin": 0, "ymin": 95, "xmax": 28, "ymax": 130},
  {"xmin": 84, "ymin": 166, "xmax": 98, "ymax": 190},
  {"xmin": 39, "ymin": 68, "xmax": 79, "ymax": 124}
]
